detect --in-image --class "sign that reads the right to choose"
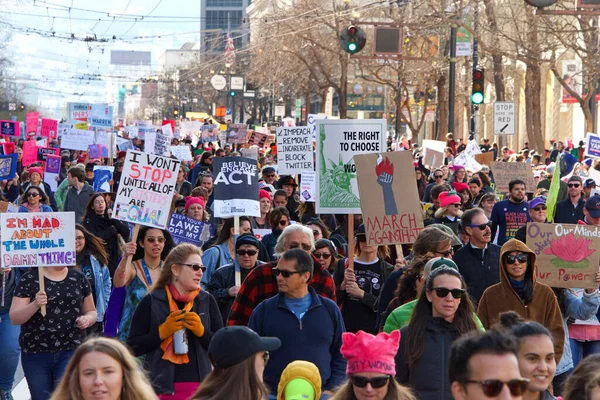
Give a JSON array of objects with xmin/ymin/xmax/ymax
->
[
  {"xmin": 213, "ymin": 157, "xmax": 260, "ymax": 218},
  {"xmin": 585, "ymin": 133, "xmax": 600, "ymax": 159},
  {"xmin": 276, "ymin": 126, "xmax": 313, "ymax": 175},
  {"xmin": 316, "ymin": 119, "xmax": 386, "ymax": 214}
]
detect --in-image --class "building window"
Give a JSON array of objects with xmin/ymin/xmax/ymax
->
[{"xmin": 206, "ymin": 0, "xmax": 243, "ymax": 7}]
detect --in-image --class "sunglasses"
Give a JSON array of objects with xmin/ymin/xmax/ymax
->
[
  {"xmin": 437, "ymin": 249, "xmax": 454, "ymax": 257},
  {"xmin": 146, "ymin": 237, "xmax": 166, "ymax": 243},
  {"xmin": 289, "ymin": 243, "xmax": 312, "ymax": 251},
  {"xmin": 313, "ymin": 252, "xmax": 332, "ymax": 259},
  {"xmin": 272, "ymin": 268, "xmax": 302, "ymax": 278},
  {"xmin": 265, "ymin": 173, "xmax": 275, "ymax": 178},
  {"xmin": 350, "ymin": 375, "xmax": 391, "ymax": 389},
  {"xmin": 312, "ymin": 230, "xmax": 321, "ymax": 236},
  {"xmin": 434, "ymin": 175, "xmax": 444, "ymax": 179},
  {"xmin": 505, "ymin": 254, "xmax": 528, "ymax": 264},
  {"xmin": 180, "ymin": 263, "xmax": 206, "ymax": 272},
  {"xmin": 236, "ymin": 249, "xmax": 258, "ymax": 256},
  {"xmin": 278, "ymin": 220, "xmax": 289, "ymax": 226},
  {"xmin": 467, "ymin": 221, "xmax": 492, "ymax": 231},
  {"xmin": 568, "ymin": 183, "xmax": 581, "ymax": 188},
  {"xmin": 464, "ymin": 379, "xmax": 529, "ymax": 397},
  {"xmin": 451, "ymin": 203, "xmax": 462, "ymax": 208},
  {"xmin": 27, "ymin": 192, "xmax": 40, "ymax": 198},
  {"xmin": 433, "ymin": 287, "xmax": 465, "ymax": 299},
  {"xmin": 532, "ymin": 205, "xmax": 547, "ymax": 211}
]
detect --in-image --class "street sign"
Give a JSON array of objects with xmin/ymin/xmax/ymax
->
[
  {"xmin": 230, "ymin": 76, "xmax": 244, "ymax": 91},
  {"xmin": 493, "ymin": 101, "xmax": 516, "ymax": 135},
  {"xmin": 274, "ymin": 105, "xmax": 286, "ymax": 117},
  {"xmin": 8, "ymin": 103, "xmax": 16, "ymax": 111},
  {"xmin": 211, "ymin": 75, "xmax": 227, "ymax": 91}
]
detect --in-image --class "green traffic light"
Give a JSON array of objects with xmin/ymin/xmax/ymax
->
[
  {"xmin": 471, "ymin": 92, "xmax": 484, "ymax": 104},
  {"xmin": 348, "ymin": 43, "xmax": 357, "ymax": 52},
  {"xmin": 230, "ymin": 91, "xmax": 235, "ymax": 96}
]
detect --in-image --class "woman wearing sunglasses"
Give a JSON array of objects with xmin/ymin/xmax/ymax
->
[
  {"xmin": 261, "ymin": 207, "xmax": 291, "ymax": 261},
  {"xmin": 477, "ymin": 239, "xmax": 565, "ymax": 363},
  {"xmin": 127, "ymin": 243, "xmax": 223, "ymax": 399},
  {"xmin": 395, "ymin": 266, "xmax": 479, "ymax": 399},
  {"xmin": 498, "ymin": 311, "xmax": 559, "ymax": 400},
  {"xmin": 207, "ymin": 233, "xmax": 264, "ymax": 324},
  {"xmin": 313, "ymin": 239, "xmax": 339, "ymax": 273},
  {"xmin": 18, "ymin": 185, "xmax": 52, "ymax": 213},
  {"xmin": 434, "ymin": 190, "xmax": 463, "ymax": 235},
  {"xmin": 107, "ymin": 226, "xmax": 175, "ymax": 342},
  {"xmin": 330, "ymin": 330, "xmax": 415, "ymax": 400}
]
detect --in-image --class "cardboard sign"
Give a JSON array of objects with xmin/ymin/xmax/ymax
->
[
  {"xmin": 300, "ymin": 171, "xmax": 316, "ymax": 202},
  {"xmin": 226, "ymin": 124, "xmax": 248, "ymax": 144},
  {"xmin": 355, "ymin": 151, "xmax": 424, "ymax": 245},
  {"xmin": 37, "ymin": 147, "xmax": 59, "ymax": 162},
  {"xmin": 277, "ymin": 127, "xmax": 313, "ymax": 175},
  {"xmin": 93, "ymin": 166, "xmax": 114, "ymax": 193},
  {"xmin": 248, "ymin": 131, "xmax": 269, "ymax": 147},
  {"xmin": 170, "ymin": 146, "xmax": 193, "ymax": 161},
  {"xmin": 167, "ymin": 214, "xmax": 213, "ymax": 246},
  {"xmin": 316, "ymin": 119, "xmax": 386, "ymax": 214},
  {"xmin": 22, "ymin": 140, "xmax": 38, "ymax": 167},
  {"xmin": 422, "ymin": 139, "xmax": 446, "ymax": 167},
  {"xmin": 113, "ymin": 150, "xmax": 180, "ymax": 229},
  {"xmin": 25, "ymin": 112, "xmax": 39, "ymax": 136},
  {"xmin": 40, "ymin": 119, "xmax": 58, "ymax": 139},
  {"xmin": 0, "ymin": 212, "xmax": 76, "ymax": 268},
  {"xmin": 527, "ymin": 222, "xmax": 600, "ymax": 289},
  {"xmin": 0, "ymin": 121, "xmax": 19, "ymax": 137},
  {"xmin": 44, "ymin": 155, "xmax": 61, "ymax": 192},
  {"xmin": 61, "ymin": 129, "xmax": 95, "ymax": 151},
  {"xmin": 475, "ymin": 151, "xmax": 495, "ymax": 165},
  {"xmin": 585, "ymin": 133, "xmax": 600, "ymax": 159},
  {"xmin": 213, "ymin": 157, "xmax": 260, "ymax": 218},
  {"xmin": 490, "ymin": 162, "xmax": 536, "ymax": 193}
]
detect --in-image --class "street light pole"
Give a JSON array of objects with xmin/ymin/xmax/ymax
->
[{"xmin": 448, "ymin": 26, "xmax": 457, "ymax": 135}]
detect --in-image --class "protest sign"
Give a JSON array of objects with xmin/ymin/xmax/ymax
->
[
  {"xmin": 37, "ymin": 147, "xmax": 58, "ymax": 162},
  {"xmin": 201, "ymin": 124, "xmax": 219, "ymax": 142},
  {"xmin": 161, "ymin": 123, "xmax": 174, "ymax": 137},
  {"xmin": 0, "ymin": 212, "xmax": 76, "ymax": 268},
  {"xmin": 61, "ymin": 129, "xmax": 95, "ymax": 151},
  {"xmin": 26, "ymin": 112, "xmax": 39, "ymax": 136},
  {"xmin": 137, "ymin": 125, "xmax": 157, "ymax": 140},
  {"xmin": 316, "ymin": 119, "xmax": 386, "ymax": 214},
  {"xmin": 89, "ymin": 104, "xmax": 113, "ymax": 128},
  {"xmin": 181, "ymin": 121, "xmax": 202, "ymax": 139},
  {"xmin": 89, "ymin": 144, "xmax": 108, "ymax": 159},
  {"xmin": 277, "ymin": 126, "xmax": 313, "ymax": 175},
  {"xmin": 226, "ymin": 124, "xmax": 248, "ymax": 144},
  {"xmin": 162, "ymin": 120, "xmax": 176, "ymax": 134},
  {"xmin": 300, "ymin": 170, "xmax": 316, "ymax": 202},
  {"xmin": 113, "ymin": 150, "xmax": 180, "ymax": 229},
  {"xmin": 1, "ymin": 142, "xmax": 15, "ymax": 156},
  {"xmin": 253, "ymin": 228, "xmax": 271, "ymax": 241},
  {"xmin": 93, "ymin": 166, "xmax": 114, "ymax": 193},
  {"xmin": 74, "ymin": 122, "xmax": 88, "ymax": 131},
  {"xmin": 41, "ymin": 119, "xmax": 58, "ymax": 139},
  {"xmin": 144, "ymin": 130, "xmax": 157, "ymax": 155},
  {"xmin": 422, "ymin": 140, "xmax": 446, "ymax": 167},
  {"xmin": 355, "ymin": 151, "xmax": 424, "ymax": 245},
  {"xmin": 44, "ymin": 155, "xmax": 61, "ymax": 192},
  {"xmin": 527, "ymin": 222, "xmax": 600, "ymax": 289},
  {"xmin": 167, "ymin": 214, "xmax": 213, "ymax": 246},
  {"xmin": 0, "ymin": 121, "xmax": 19, "ymax": 136},
  {"xmin": 240, "ymin": 147, "xmax": 258, "ymax": 159},
  {"xmin": 308, "ymin": 114, "xmax": 328, "ymax": 142},
  {"xmin": 454, "ymin": 151, "xmax": 482, "ymax": 172},
  {"xmin": 585, "ymin": 133, "xmax": 600, "ymax": 158},
  {"xmin": 67, "ymin": 102, "xmax": 91, "ymax": 122},
  {"xmin": 464, "ymin": 140, "xmax": 482, "ymax": 158},
  {"xmin": 95, "ymin": 131, "xmax": 115, "ymax": 158},
  {"xmin": 170, "ymin": 146, "xmax": 193, "ymax": 161},
  {"xmin": 0, "ymin": 154, "xmax": 17, "ymax": 180},
  {"xmin": 491, "ymin": 162, "xmax": 536, "ymax": 192},
  {"xmin": 213, "ymin": 157, "xmax": 260, "ymax": 218},
  {"xmin": 474, "ymin": 151, "xmax": 495, "ymax": 165},
  {"xmin": 36, "ymin": 138, "xmax": 47, "ymax": 148},
  {"xmin": 125, "ymin": 126, "xmax": 139, "ymax": 138},
  {"xmin": 154, "ymin": 133, "xmax": 171, "ymax": 157},
  {"xmin": 248, "ymin": 131, "xmax": 269, "ymax": 147},
  {"xmin": 22, "ymin": 140, "xmax": 38, "ymax": 167}
]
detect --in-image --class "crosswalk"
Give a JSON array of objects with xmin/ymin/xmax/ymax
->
[{"xmin": 11, "ymin": 378, "xmax": 29, "ymax": 400}]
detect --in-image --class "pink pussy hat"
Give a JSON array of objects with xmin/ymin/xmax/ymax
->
[{"xmin": 341, "ymin": 330, "xmax": 400, "ymax": 376}]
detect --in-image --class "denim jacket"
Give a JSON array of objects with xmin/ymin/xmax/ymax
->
[
  {"xmin": 88, "ymin": 255, "xmax": 112, "ymax": 322},
  {"xmin": 201, "ymin": 242, "xmax": 233, "ymax": 289}
]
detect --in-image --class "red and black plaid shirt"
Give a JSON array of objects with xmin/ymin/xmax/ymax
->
[{"xmin": 226, "ymin": 255, "xmax": 337, "ymax": 326}]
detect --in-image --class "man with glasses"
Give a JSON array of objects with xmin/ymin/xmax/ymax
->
[
  {"xmin": 491, "ymin": 179, "xmax": 530, "ymax": 246},
  {"xmin": 583, "ymin": 178, "xmax": 597, "ymax": 200},
  {"xmin": 261, "ymin": 166, "xmax": 278, "ymax": 186},
  {"xmin": 423, "ymin": 169, "xmax": 446, "ymax": 203},
  {"xmin": 554, "ymin": 175, "xmax": 585, "ymax": 224},
  {"xmin": 515, "ymin": 197, "xmax": 547, "ymax": 244},
  {"xmin": 454, "ymin": 208, "xmax": 500, "ymax": 305},
  {"xmin": 248, "ymin": 248, "xmax": 346, "ymax": 398},
  {"xmin": 227, "ymin": 224, "xmax": 335, "ymax": 327},
  {"xmin": 450, "ymin": 330, "xmax": 527, "ymax": 400}
]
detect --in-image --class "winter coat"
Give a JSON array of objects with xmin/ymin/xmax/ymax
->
[
  {"xmin": 64, "ymin": 182, "xmax": 94, "ymax": 223},
  {"xmin": 453, "ymin": 243, "xmax": 501, "ymax": 305},
  {"xmin": 83, "ymin": 212, "xmax": 130, "ymax": 275}
]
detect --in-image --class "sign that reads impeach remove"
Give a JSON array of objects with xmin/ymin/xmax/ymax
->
[
  {"xmin": 213, "ymin": 157, "xmax": 260, "ymax": 218},
  {"xmin": 276, "ymin": 127, "xmax": 313, "ymax": 175},
  {"xmin": 113, "ymin": 150, "xmax": 180, "ymax": 229}
]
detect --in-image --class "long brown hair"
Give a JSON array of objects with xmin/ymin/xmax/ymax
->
[
  {"xmin": 151, "ymin": 243, "xmax": 202, "ymax": 292},
  {"xmin": 189, "ymin": 355, "xmax": 269, "ymax": 400},
  {"xmin": 562, "ymin": 354, "xmax": 600, "ymax": 400},
  {"xmin": 412, "ymin": 227, "xmax": 453, "ymax": 258},
  {"xmin": 404, "ymin": 267, "xmax": 477, "ymax": 366},
  {"xmin": 75, "ymin": 224, "xmax": 109, "ymax": 266},
  {"xmin": 330, "ymin": 378, "xmax": 416, "ymax": 400},
  {"xmin": 50, "ymin": 337, "xmax": 157, "ymax": 400}
]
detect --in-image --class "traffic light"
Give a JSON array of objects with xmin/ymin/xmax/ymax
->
[
  {"xmin": 229, "ymin": 91, "xmax": 236, "ymax": 97},
  {"xmin": 19, "ymin": 103, "xmax": 25, "ymax": 111},
  {"xmin": 173, "ymin": 107, "xmax": 179, "ymax": 116},
  {"xmin": 340, "ymin": 25, "xmax": 366, "ymax": 54},
  {"xmin": 471, "ymin": 67, "xmax": 484, "ymax": 104}
]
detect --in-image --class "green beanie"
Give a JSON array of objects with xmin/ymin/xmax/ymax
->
[{"xmin": 283, "ymin": 377, "xmax": 316, "ymax": 400}]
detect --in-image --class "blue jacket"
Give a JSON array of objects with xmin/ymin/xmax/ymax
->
[
  {"xmin": 18, "ymin": 204, "xmax": 53, "ymax": 213},
  {"xmin": 201, "ymin": 242, "xmax": 233, "ymax": 289},
  {"xmin": 87, "ymin": 255, "xmax": 112, "ymax": 322},
  {"xmin": 249, "ymin": 286, "xmax": 347, "ymax": 393}
]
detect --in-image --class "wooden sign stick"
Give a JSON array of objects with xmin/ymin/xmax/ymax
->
[
  {"xmin": 347, "ymin": 214, "xmax": 354, "ymax": 271},
  {"xmin": 124, "ymin": 224, "xmax": 140, "ymax": 272},
  {"xmin": 38, "ymin": 267, "xmax": 46, "ymax": 317},
  {"xmin": 234, "ymin": 215, "xmax": 241, "ymax": 286}
]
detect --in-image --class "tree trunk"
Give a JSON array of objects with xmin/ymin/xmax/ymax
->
[
  {"xmin": 526, "ymin": 61, "xmax": 545, "ymax": 157},
  {"xmin": 320, "ymin": 88, "xmax": 328, "ymax": 113},
  {"xmin": 338, "ymin": 59, "xmax": 348, "ymax": 119},
  {"xmin": 437, "ymin": 73, "xmax": 449, "ymax": 140},
  {"xmin": 492, "ymin": 54, "xmax": 506, "ymax": 101}
]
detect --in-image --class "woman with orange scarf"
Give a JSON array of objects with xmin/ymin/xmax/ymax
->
[{"xmin": 127, "ymin": 243, "xmax": 223, "ymax": 399}]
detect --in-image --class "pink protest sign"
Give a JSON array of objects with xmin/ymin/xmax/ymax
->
[
  {"xmin": 26, "ymin": 113, "xmax": 39, "ymax": 136},
  {"xmin": 41, "ymin": 119, "xmax": 59, "ymax": 139},
  {"xmin": 22, "ymin": 140, "xmax": 38, "ymax": 167}
]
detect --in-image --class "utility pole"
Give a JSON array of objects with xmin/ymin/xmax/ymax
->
[
  {"xmin": 448, "ymin": 26, "xmax": 457, "ymax": 134},
  {"xmin": 470, "ymin": 5, "xmax": 479, "ymax": 140}
]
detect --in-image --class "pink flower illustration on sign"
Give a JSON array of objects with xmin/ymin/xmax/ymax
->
[{"xmin": 543, "ymin": 234, "xmax": 595, "ymax": 269}]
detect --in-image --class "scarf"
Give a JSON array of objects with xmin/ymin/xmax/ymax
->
[
  {"xmin": 160, "ymin": 283, "xmax": 200, "ymax": 364},
  {"xmin": 509, "ymin": 277, "xmax": 526, "ymax": 301}
]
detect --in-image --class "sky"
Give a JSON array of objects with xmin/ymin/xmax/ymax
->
[{"xmin": 1, "ymin": 0, "xmax": 206, "ymax": 117}]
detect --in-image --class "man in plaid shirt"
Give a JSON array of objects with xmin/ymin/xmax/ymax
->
[{"xmin": 227, "ymin": 224, "xmax": 336, "ymax": 326}]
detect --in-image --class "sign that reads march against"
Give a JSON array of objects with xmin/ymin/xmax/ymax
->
[
  {"xmin": 113, "ymin": 150, "xmax": 180, "ymax": 229},
  {"xmin": 276, "ymin": 126, "xmax": 314, "ymax": 175},
  {"xmin": 316, "ymin": 119, "xmax": 386, "ymax": 214},
  {"xmin": 1, "ymin": 212, "xmax": 76, "ymax": 268},
  {"xmin": 213, "ymin": 157, "xmax": 260, "ymax": 218}
]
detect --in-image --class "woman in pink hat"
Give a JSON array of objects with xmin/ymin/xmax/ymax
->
[
  {"xmin": 434, "ymin": 190, "xmax": 463, "ymax": 235},
  {"xmin": 184, "ymin": 196, "xmax": 207, "ymax": 222},
  {"xmin": 330, "ymin": 330, "xmax": 415, "ymax": 400}
]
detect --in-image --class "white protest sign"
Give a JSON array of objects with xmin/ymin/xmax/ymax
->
[
  {"xmin": 300, "ymin": 171, "xmax": 316, "ymax": 202},
  {"xmin": 308, "ymin": 114, "xmax": 327, "ymax": 142},
  {"xmin": 154, "ymin": 133, "xmax": 171, "ymax": 157},
  {"xmin": 181, "ymin": 121, "xmax": 201, "ymax": 139},
  {"xmin": 493, "ymin": 101, "xmax": 516, "ymax": 135},
  {"xmin": 170, "ymin": 146, "xmax": 193, "ymax": 161},
  {"xmin": 144, "ymin": 130, "xmax": 157, "ymax": 154},
  {"xmin": 454, "ymin": 152, "xmax": 482, "ymax": 172},
  {"xmin": 276, "ymin": 126, "xmax": 314, "ymax": 175},
  {"xmin": 241, "ymin": 147, "xmax": 258, "ymax": 159},
  {"xmin": 464, "ymin": 140, "xmax": 482, "ymax": 158},
  {"xmin": 61, "ymin": 129, "xmax": 95, "ymax": 151},
  {"xmin": 161, "ymin": 123, "xmax": 174, "ymax": 137},
  {"xmin": 113, "ymin": 150, "xmax": 180, "ymax": 229},
  {"xmin": 1, "ymin": 212, "xmax": 76, "ymax": 268}
]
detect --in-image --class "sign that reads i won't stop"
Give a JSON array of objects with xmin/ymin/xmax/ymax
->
[{"xmin": 493, "ymin": 101, "xmax": 516, "ymax": 135}]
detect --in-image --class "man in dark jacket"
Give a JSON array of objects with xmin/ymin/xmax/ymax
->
[
  {"xmin": 64, "ymin": 166, "xmax": 94, "ymax": 223},
  {"xmin": 453, "ymin": 208, "xmax": 500, "ymax": 305},
  {"xmin": 249, "ymin": 249, "xmax": 346, "ymax": 395},
  {"xmin": 554, "ymin": 175, "xmax": 585, "ymax": 224}
]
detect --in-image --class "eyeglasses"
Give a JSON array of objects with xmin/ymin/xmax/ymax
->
[
  {"xmin": 568, "ymin": 183, "xmax": 581, "ymax": 188},
  {"xmin": 467, "ymin": 221, "xmax": 492, "ymax": 231},
  {"xmin": 278, "ymin": 220, "xmax": 289, "ymax": 226},
  {"xmin": 463, "ymin": 379, "xmax": 529, "ymax": 397},
  {"xmin": 313, "ymin": 252, "xmax": 332, "ymax": 259},
  {"xmin": 433, "ymin": 287, "xmax": 465, "ymax": 299},
  {"xmin": 450, "ymin": 203, "xmax": 462, "ymax": 208},
  {"xmin": 262, "ymin": 351, "xmax": 270, "ymax": 364},
  {"xmin": 312, "ymin": 230, "xmax": 321, "ymax": 237},
  {"xmin": 180, "ymin": 263, "xmax": 206, "ymax": 272},
  {"xmin": 146, "ymin": 237, "xmax": 166, "ymax": 243},
  {"xmin": 272, "ymin": 268, "xmax": 302, "ymax": 278},
  {"xmin": 75, "ymin": 236, "xmax": 85, "ymax": 241},
  {"xmin": 350, "ymin": 375, "xmax": 391, "ymax": 389},
  {"xmin": 434, "ymin": 175, "xmax": 444, "ymax": 179},
  {"xmin": 532, "ymin": 205, "xmax": 547, "ymax": 211},
  {"xmin": 436, "ymin": 249, "xmax": 454, "ymax": 257},
  {"xmin": 505, "ymin": 254, "xmax": 528, "ymax": 264},
  {"xmin": 265, "ymin": 173, "xmax": 275, "ymax": 178},
  {"xmin": 288, "ymin": 243, "xmax": 312, "ymax": 251},
  {"xmin": 27, "ymin": 192, "xmax": 40, "ymax": 198},
  {"xmin": 236, "ymin": 249, "xmax": 258, "ymax": 256}
]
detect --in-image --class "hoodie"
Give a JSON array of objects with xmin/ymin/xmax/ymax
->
[{"xmin": 477, "ymin": 239, "xmax": 565, "ymax": 363}]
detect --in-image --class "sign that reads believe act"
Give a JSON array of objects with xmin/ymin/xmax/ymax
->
[
  {"xmin": 113, "ymin": 150, "xmax": 180, "ymax": 229},
  {"xmin": 277, "ymin": 127, "xmax": 314, "ymax": 175},
  {"xmin": 1, "ymin": 212, "xmax": 76, "ymax": 268},
  {"xmin": 213, "ymin": 157, "xmax": 260, "ymax": 218}
]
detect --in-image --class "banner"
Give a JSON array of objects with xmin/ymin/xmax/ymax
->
[
  {"xmin": 490, "ymin": 162, "xmax": 536, "ymax": 193},
  {"xmin": 0, "ymin": 212, "xmax": 76, "ymax": 268},
  {"xmin": 113, "ymin": 150, "xmax": 180, "ymax": 229},
  {"xmin": 213, "ymin": 157, "xmax": 260, "ymax": 218},
  {"xmin": 37, "ymin": 147, "xmax": 59, "ymax": 162},
  {"xmin": 161, "ymin": 123, "xmax": 174, "ymax": 137},
  {"xmin": 562, "ymin": 60, "xmax": 583, "ymax": 104},
  {"xmin": 170, "ymin": 146, "xmax": 193, "ymax": 161},
  {"xmin": 44, "ymin": 155, "xmax": 61, "ymax": 192},
  {"xmin": 226, "ymin": 124, "xmax": 248, "ymax": 144},
  {"xmin": 355, "ymin": 151, "xmax": 424, "ymax": 245},
  {"xmin": 585, "ymin": 133, "xmax": 600, "ymax": 159},
  {"xmin": 299, "ymin": 170, "xmax": 316, "ymax": 202},
  {"xmin": 0, "ymin": 121, "xmax": 19, "ymax": 137},
  {"xmin": 61, "ymin": 129, "xmax": 95, "ymax": 151},
  {"xmin": 316, "ymin": 119, "xmax": 386, "ymax": 213},
  {"xmin": 41, "ymin": 119, "xmax": 58, "ymax": 139},
  {"xmin": 93, "ymin": 166, "xmax": 114, "ymax": 193},
  {"xmin": 167, "ymin": 213, "xmax": 213, "ymax": 246},
  {"xmin": 527, "ymin": 222, "xmax": 600, "ymax": 289},
  {"xmin": 154, "ymin": 133, "xmax": 171, "ymax": 157},
  {"xmin": 277, "ymin": 126, "xmax": 313, "ymax": 175},
  {"xmin": 25, "ymin": 112, "xmax": 39, "ymax": 136}
]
